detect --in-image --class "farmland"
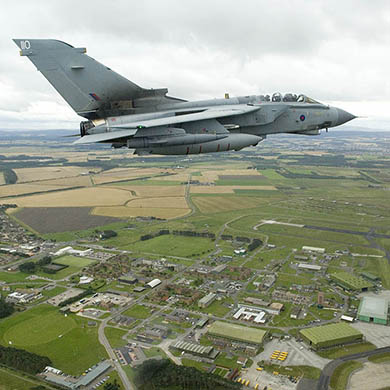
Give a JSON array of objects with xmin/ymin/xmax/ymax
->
[
  {"xmin": 2, "ymin": 130, "xmax": 390, "ymax": 389},
  {"xmin": 12, "ymin": 207, "xmax": 120, "ymax": 233}
]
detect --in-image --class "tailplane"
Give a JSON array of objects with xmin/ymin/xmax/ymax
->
[{"xmin": 13, "ymin": 39, "xmax": 182, "ymax": 119}]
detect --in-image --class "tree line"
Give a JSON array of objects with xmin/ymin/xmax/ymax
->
[
  {"xmin": 135, "ymin": 359, "xmax": 241, "ymax": 390},
  {"xmin": 0, "ymin": 345, "xmax": 51, "ymax": 374}
]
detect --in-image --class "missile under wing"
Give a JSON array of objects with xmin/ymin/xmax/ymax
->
[{"xmin": 13, "ymin": 39, "xmax": 355, "ymax": 155}]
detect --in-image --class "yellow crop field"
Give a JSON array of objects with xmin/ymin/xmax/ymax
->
[
  {"xmin": 33, "ymin": 176, "xmax": 93, "ymax": 187},
  {"xmin": 150, "ymin": 173, "xmax": 189, "ymax": 182},
  {"xmin": 93, "ymin": 167, "xmax": 172, "ymax": 184},
  {"xmin": 0, "ymin": 184, "xmax": 68, "ymax": 197},
  {"xmin": 190, "ymin": 185, "xmax": 276, "ymax": 194},
  {"xmin": 195, "ymin": 169, "xmax": 263, "ymax": 183},
  {"xmin": 107, "ymin": 185, "xmax": 186, "ymax": 198},
  {"xmin": 0, "ymin": 187, "xmax": 134, "ymax": 207},
  {"xmin": 126, "ymin": 197, "xmax": 188, "ymax": 209},
  {"xmin": 14, "ymin": 166, "xmax": 92, "ymax": 183},
  {"xmin": 92, "ymin": 206, "xmax": 191, "ymax": 219},
  {"xmin": 192, "ymin": 196, "xmax": 263, "ymax": 213}
]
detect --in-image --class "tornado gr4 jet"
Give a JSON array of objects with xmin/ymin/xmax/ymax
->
[{"xmin": 13, "ymin": 39, "xmax": 355, "ymax": 155}]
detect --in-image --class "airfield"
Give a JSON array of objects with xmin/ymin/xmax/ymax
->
[{"xmin": 1, "ymin": 131, "xmax": 390, "ymax": 389}]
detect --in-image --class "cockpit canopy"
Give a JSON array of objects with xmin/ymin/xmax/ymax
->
[{"xmin": 247, "ymin": 93, "xmax": 321, "ymax": 104}]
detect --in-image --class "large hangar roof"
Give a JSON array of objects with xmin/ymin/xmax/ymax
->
[
  {"xmin": 300, "ymin": 322, "xmax": 362, "ymax": 345},
  {"xmin": 358, "ymin": 296, "xmax": 388, "ymax": 321},
  {"xmin": 208, "ymin": 321, "xmax": 266, "ymax": 344}
]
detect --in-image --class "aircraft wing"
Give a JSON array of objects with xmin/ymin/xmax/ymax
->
[
  {"xmin": 106, "ymin": 105, "xmax": 260, "ymax": 129},
  {"xmin": 73, "ymin": 129, "xmax": 138, "ymax": 144},
  {"xmin": 74, "ymin": 105, "xmax": 260, "ymax": 145}
]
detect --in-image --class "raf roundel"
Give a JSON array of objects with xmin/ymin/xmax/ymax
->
[{"xmin": 300, "ymin": 114, "xmax": 306, "ymax": 122}]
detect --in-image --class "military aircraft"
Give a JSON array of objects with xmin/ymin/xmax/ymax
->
[{"xmin": 13, "ymin": 39, "xmax": 355, "ymax": 155}]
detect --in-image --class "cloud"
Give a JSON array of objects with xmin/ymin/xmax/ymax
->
[{"xmin": 0, "ymin": 0, "xmax": 389, "ymax": 129}]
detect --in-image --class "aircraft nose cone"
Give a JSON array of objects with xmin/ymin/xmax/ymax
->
[{"xmin": 336, "ymin": 108, "xmax": 356, "ymax": 126}]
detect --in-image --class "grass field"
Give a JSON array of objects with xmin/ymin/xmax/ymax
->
[
  {"xmin": 125, "ymin": 234, "xmax": 214, "ymax": 257},
  {"xmin": 0, "ymin": 305, "xmax": 107, "ymax": 375},
  {"xmin": 36, "ymin": 255, "xmax": 95, "ymax": 280},
  {"xmin": 317, "ymin": 342, "xmax": 376, "ymax": 359},
  {"xmin": 122, "ymin": 304, "xmax": 152, "ymax": 319},
  {"xmin": 192, "ymin": 195, "xmax": 265, "ymax": 213},
  {"xmin": 104, "ymin": 326, "xmax": 128, "ymax": 348},
  {"xmin": 92, "ymin": 205, "xmax": 191, "ymax": 219},
  {"xmin": 330, "ymin": 360, "xmax": 363, "ymax": 390},
  {"xmin": 368, "ymin": 352, "xmax": 390, "ymax": 363},
  {"xmin": 190, "ymin": 185, "xmax": 276, "ymax": 194},
  {"xmin": 0, "ymin": 367, "xmax": 53, "ymax": 390}
]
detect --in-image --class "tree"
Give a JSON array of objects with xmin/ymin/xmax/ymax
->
[
  {"xmin": 0, "ymin": 297, "xmax": 14, "ymax": 318},
  {"xmin": 104, "ymin": 380, "xmax": 121, "ymax": 390},
  {"xmin": 19, "ymin": 262, "xmax": 37, "ymax": 273}
]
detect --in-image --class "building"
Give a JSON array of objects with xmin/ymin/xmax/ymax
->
[
  {"xmin": 118, "ymin": 273, "xmax": 138, "ymax": 285},
  {"xmin": 341, "ymin": 315, "xmax": 355, "ymax": 322},
  {"xmin": 195, "ymin": 318, "xmax": 209, "ymax": 328},
  {"xmin": 53, "ymin": 246, "xmax": 93, "ymax": 257},
  {"xmin": 198, "ymin": 292, "xmax": 216, "ymax": 308},
  {"xmin": 171, "ymin": 340, "xmax": 219, "ymax": 359},
  {"xmin": 290, "ymin": 306, "xmax": 301, "ymax": 319},
  {"xmin": 147, "ymin": 278, "xmax": 162, "ymax": 288},
  {"xmin": 360, "ymin": 272, "xmax": 381, "ymax": 283},
  {"xmin": 318, "ymin": 292, "xmax": 325, "ymax": 306},
  {"xmin": 331, "ymin": 272, "xmax": 373, "ymax": 292},
  {"xmin": 269, "ymin": 302, "xmax": 284, "ymax": 315},
  {"xmin": 295, "ymin": 255, "xmax": 309, "ymax": 261},
  {"xmin": 300, "ymin": 323, "xmax": 363, "ymax": 350},
  {"xmin": 6, "ymin": 291, "xmax": 39, "ymax": 304},
  {"xmin": 42, "ymin": 361, "xmax": 111, "ymax": 389},
  {"xmin": 298, "ymin": 263, "xmax": 321, "ymax": 271},
  {"xmin": 207, "ymin": 321, "xmax": 266, "ymax": 346},
  {"xmin": 233, "ymin": 306, "xmax": 266, "ymax": 324},
  {"xmin": 357, "ymin": 296, "xmax": 388, "ymax": 325},
  {"xmin": 79, "ymin": 276, "xmax": 94, "ymax": 285},
  {"xmin": 302, "ymin": 246, "xmax": 325, "ymax": 254},
  {"xmin": 212, "ymin": 264, "xmax": 227, "ymax": 274}
]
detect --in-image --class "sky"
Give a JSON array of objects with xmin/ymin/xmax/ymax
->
[{"xmin": 0, "ymin": 0, "xmax": 389, "ymax": 130}]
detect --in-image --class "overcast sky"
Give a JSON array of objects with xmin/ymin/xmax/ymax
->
[{"xmin": 0, "ymin": 0, "xmax": 389, "ymax": 130}]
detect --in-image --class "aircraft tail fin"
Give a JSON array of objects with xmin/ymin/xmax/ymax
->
[{"xmin": 13, "ymin": 39, "xmax": 164, "ymax": 119}]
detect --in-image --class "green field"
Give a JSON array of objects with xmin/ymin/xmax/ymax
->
[
  {"xmin": 0, "ymin": 305, "xmax": 107, "ymax": 375},
  {"xmin": 104, "ymin": 326, "xmax": 128, "ymax": 348},
  {"xmin": 0, "ymin": 367, "xmax": 54, "ymax": 390},
  {"xmin": 330, "ymin": 360, "xmax": 363, "ymax": 390},
  {"xmin": 123, "ymin": 304, "xmax": 153, "ymax": 319},
  {"xmin": 124, "ymin": 235, "xmax": 215, "ymax": 257},
  {"xmin": 317, "ymin": 342, "xmax": 376, "ymax": 359}
]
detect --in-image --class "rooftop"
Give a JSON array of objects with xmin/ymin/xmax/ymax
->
[
  {"xmin": 331, "ymin": 272, "xmax": 373, "ymax": 290},
  {"xmin": 208, "ymin": 321, "xmax": 266, "ymax": 344},
  {"xmin": 300, "ymin": 322, "xmax": 362, "ymax": 344},
  {"xmin": 358, "ymin": 296, "xmax": 388, "ymax": 321}
]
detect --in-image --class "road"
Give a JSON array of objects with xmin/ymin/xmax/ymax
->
[
  {"xmin": 98, "ymin": 317, "xmax": 134, "ymax": 390},
  {"xmin": 317, "ymin": 346, "xmax": 390, "ymax": 390}
]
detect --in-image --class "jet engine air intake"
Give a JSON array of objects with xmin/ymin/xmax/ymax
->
[{"xmin": 80, "ymin": 120, "xmax": 95, "ymax": 137}]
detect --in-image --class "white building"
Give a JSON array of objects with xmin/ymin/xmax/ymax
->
[
  {"xmin": 147, "ymin": 278, "xmax": 162, "ymax": 289},
  {"xmin": 298, "ymin": 263, "xmax": 322, "ymax": 271},
  {"xmin": 53, "ymin": 246, "xmax": 93, "ymax": 257},
  {"xmin": 79, "ymin": 276, "xmax": 94, "ymax": 285},
  {"xmin": 302, "ymin": 246, "xmax": 325, "ymax": 254}
]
